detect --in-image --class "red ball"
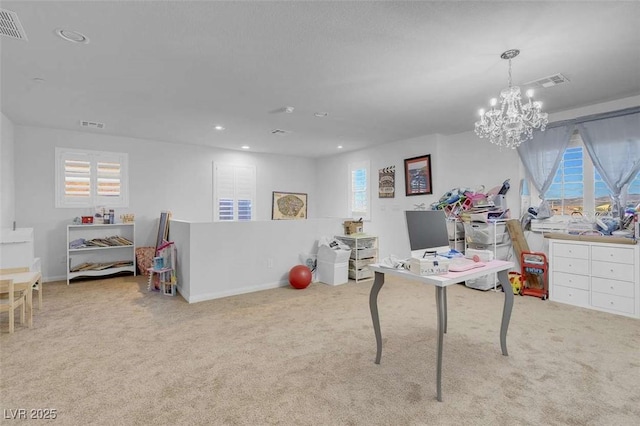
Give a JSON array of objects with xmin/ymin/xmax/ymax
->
[{"xmin": 289, "ymin": 265, "xmax": 312, "ymax": 289}]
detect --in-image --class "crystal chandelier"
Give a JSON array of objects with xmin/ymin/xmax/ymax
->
[{"xmin": 474, "ymin": 49, "xmax": 548, "ymax": 149}]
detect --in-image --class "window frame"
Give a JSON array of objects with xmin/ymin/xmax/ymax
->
[
  {"xmin": 348, "ymin": 160, "xmax": 371, "ymax": 221},
  {"xmin": 55, "ymin": 147, "xmax": 129, "ymax": 209},
  {"xmin": 213, "ymin": 162, "xmax": 256, "ymax": 222},
  {"xmin": 543, "ymin": 132, "xmax": 639, "ymax": 216}
]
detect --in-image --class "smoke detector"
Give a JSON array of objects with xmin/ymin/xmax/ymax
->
[
  {"xmin": 0, "ymin": 8, "xmax": 28, "ymax": 41},
  {"xmin": 525, "ymin": 73, "xmax": 570, "ymax": 89},
  {"xmin": 80, "ymin": 120, "xmax": 106, "ymax": 130}
]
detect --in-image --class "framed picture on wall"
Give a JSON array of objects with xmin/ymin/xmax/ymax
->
[
  {"xmin": 272, "ymin": 191, "xmax": 307, "ymax": 220},
  {"xmin": 404, "ymin": 155, "xmax": 432, "ymax": 196}
]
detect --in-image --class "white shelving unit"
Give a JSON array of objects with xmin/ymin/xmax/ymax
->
[
  {"xmin": 463, "ymin": 219, "xmax": 511, "ymax": 290},
  {"xmin": 66, "ymin": 223, "xmax": 136, "ymax": 285},
  {"xmin": 334, "ymin": 235, "xmax": 378, "ymax": 283},
  {"xmin": 446, "ymin": 217, "xmax": 465, "ymax": 253}
]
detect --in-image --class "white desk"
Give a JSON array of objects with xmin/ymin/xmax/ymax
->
[{"xmin": 368, "ymin": 260, "xmax": 514, "ymax": 402}]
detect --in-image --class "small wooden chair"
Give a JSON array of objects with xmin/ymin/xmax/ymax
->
[
  {"xmin": 0, "ymin": 267, "xmax": 42, "ymax": 309},
  {"xmin": 0, "ymin": 278, "xmax": 27, "ymax": 333}
]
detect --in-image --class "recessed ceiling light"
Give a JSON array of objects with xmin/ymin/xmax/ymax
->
[
  {"xmin": 337, "ymin": 145, "xmax": 343, "ymax": 149},
  {"xmin": 314, "ymin": 112, "xmax": 328, "ymax": 117},
  {"xmin": 55, "ymin": 28, "xmax": 89, "ymax": 44},
  {"xmin": 214, "ymin": 125, "xmax": 225, "ymax": 131},
  {"xmin": 284, "ymin": 106, "xmax": 295, "ymax": 113},
  {"xmin": 241, "ymin": 145, "xmax": 250, "ymax": 150}
]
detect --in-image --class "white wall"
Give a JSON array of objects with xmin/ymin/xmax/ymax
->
[
  {"xmin": 172, "ymin": 218, "xmax": 343, "ymax": 302},
  {"xmin": 0, "ymin": 113, "xmax": 15, "ymax": 229},
  {"xmin": 7, "ymin": 94, "xmax": 639, "ymax": 284},
  {"xmin": 315, "ymin": 95, "xmax": 640, "ymax": 261},
  {"xmin": 13, "ymin": 125, "xmax": 317, "ymax": 281},
  {"xmin": 316, "ymin": 132, "xmax": 520, "ymax": 260}
]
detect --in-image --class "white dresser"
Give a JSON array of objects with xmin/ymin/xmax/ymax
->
[{"xmin": 548, "ymin": 238, "xmax": 639, "ymax": 319}]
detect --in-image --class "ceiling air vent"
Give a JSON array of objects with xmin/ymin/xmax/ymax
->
[
  {"xmin": 526, "ymin": 73, "xmax": 570, "ymax": 89},
  {"xmin": 0, "ymin": 8, "xmax": 28, "ymax": 41},
  {"xmin": 80, "ymin": 120, "xmax": 106, "ymax": 130},
  {"xmin": 271, "ymin": 129, "xmax": 291, "ymax": 135}
]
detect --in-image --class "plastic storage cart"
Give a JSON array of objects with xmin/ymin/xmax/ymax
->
[{"xmin": 520, "ymin": 251, "xmax": 548, "ymax": 300}]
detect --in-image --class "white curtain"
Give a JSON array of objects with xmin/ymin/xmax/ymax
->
[
  {"xmin": 577, "ymin": 111, "xmax": 640, "ymax": 217},
  {"xmin": 517, "ymin": 124, "xmax": 574, "ymax": 200}
]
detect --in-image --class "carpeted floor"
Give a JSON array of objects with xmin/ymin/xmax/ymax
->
[{"xmin": 1, "ymin": 275, "xmax": 639, "ymax": 425}]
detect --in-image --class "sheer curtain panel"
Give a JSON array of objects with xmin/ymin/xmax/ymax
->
[
  {"xmin": 577, "ymin": 110, "xmax": 640, "ymax": 216},
  {"xmin": 517, "ymin": 124, "xmax": 574, "ymax": 200}
]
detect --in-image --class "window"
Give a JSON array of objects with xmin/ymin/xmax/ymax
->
[
  {"xmin": 55, "ymin": 148, "xmax": 128, "ymax": 208},
  {"xmin": 213, "ymin": 163, "xmax": 256, "ymax": 221},
  {"xmin": 545, "ymin": 133, "xmax": 639, "ymax": 215},
  {"xmin": 348, "ymin": 160, "xmax": 370, "ymax": 220}
]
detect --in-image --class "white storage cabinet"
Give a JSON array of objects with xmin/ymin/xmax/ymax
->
[
  {"xmin": 334, "ymin": 235, "xmax": 378, "ymax": 283},
  {"xmin": 67, "ymin": 223, "xmax": 136, "ymax": 285},
  {"xmin": 548, "ymin": 239, "xmax": 639, "ymax": 319}
]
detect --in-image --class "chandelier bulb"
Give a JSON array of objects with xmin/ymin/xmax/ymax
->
[
  {"xmin": 490, "ymin": 98, "xmax": 497, "ymax": 107},
  {"xmin": 526, "ymin": 89, "xmax": 534, "ymax": 98},
  {"xmin": 479, "ymin": 108, "xmax": 485, "ymax": 116}
]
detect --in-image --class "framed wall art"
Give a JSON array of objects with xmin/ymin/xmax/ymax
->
[
  {"xmin": 272, "ymin": 191, "xmax": 307, "ymax": 220},
  {"xmin": 378, "ymin": 165, "xmax": 395, "ymax": 198},
  {"xmin": 404, "ymin": 155, "xmax": 432, "ymax": 196}
]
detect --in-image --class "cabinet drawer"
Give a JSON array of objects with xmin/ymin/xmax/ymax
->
[
  {"xmin": 348, "ymin": 268, "xmax": 373, "ymax": 280},
  {"xmin": 591, "ymin": 260, "xmax": 634, "ymax": 282},
  {"xmin": 591, "ymin": 277, "xmax": 635, "ymax": 298},
  {"xmin": 551, "ymin": 285, "xmax": 590, "ymax": 307},
  {"xmin": 552, "ymin": 271, "xmax": 589, "ymax": 291},
  {"xmin": 553, "ymin": 256, "xmax": 589, "ymax": 275},
  {"xmin": 592, "ymin": 245, "xmax": 636, "ymax": 264},
  {"xmin": 552, "ymin": 243, "xmax": 589, "ymax": 259},
  {"xmin": 352, "ymin": 248, "xmax": 377, "ymax": 259},
  {"xmin": 349, "ymin": 258, "xmax": 376, "ymax": 270},
  {"xmin": 591, "ymin": 291, "xmax": 635, "ymax": 315}
]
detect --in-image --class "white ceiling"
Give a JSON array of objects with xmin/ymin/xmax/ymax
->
[{"xmin": 2, "ymin": 1, "xmax": 639, "ymax": 158}]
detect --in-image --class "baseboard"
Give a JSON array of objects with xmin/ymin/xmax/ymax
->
[{"xmin": 185, "ymin": 280, "xmax": 289, "ymax": 304}]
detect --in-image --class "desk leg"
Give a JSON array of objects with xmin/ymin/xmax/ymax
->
[
  {"xmin": 443, "ymin": 286, "xmax": 447, "ymax": 334},
  {"xmin": 26, "ymin": 286, "xmax": 33, "ymax": 328},
  {"xmin": 369, "ymin": 271, "xmax": 385, "ymax": 364},
  {"xmin": 435, "ymin": 286, "xmax": 446, "ymax": 402},
  {"xmin": 497, "ymin": 269, "xmax": 513, "ymax": 356}
]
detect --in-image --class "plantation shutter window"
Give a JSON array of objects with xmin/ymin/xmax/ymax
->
[
  {"xmin": 213, "ymin": 163, "xmax": 256, "ymax": 222},
  {"xmin": 56, "ymin": 148, "xmax": 129, "ymax": 208}
]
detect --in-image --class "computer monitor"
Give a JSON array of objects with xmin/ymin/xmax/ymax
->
[{"xmin": 405, "ymin": 210, "xmax": 451, "ymax": 258}]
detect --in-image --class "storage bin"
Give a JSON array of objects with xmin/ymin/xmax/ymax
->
[
  {"xmin": 317, "ymin": 260, "xmax": 349, "ymax": 285},
  {"xmin": 465, "ymin": 275, "xmax": 496, "ymax": 291},
  {"xmin": 348, "ymin": 268, "xmax": 373, "ymax": 281},
  {"xmin": 446, "ymin": 220, "xmax": 465, "ymax": 240},
  {"xmin": 351, "ymin": 248, "xmax": 377, "ymax": 259},
  {"xmin": 464, "ymin": 222, "xmax": 507, "ymax": 245}
]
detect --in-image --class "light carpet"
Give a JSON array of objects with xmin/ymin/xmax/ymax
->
[{"xmin": 1, "ymin": 275, "xmax": 639, "ymax": 425}]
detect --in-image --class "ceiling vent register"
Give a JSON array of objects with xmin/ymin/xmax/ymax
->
[
  {"xmin": 80, "ymin": 120, "xmax": 106, "ymax": 130},
  {"xmin": 526, "ymin": 73, "xmax": 570, "ymax": 88},
  {"xmin": 0, "ymin": 9, "xmax": 28, "ymax": 41}
]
